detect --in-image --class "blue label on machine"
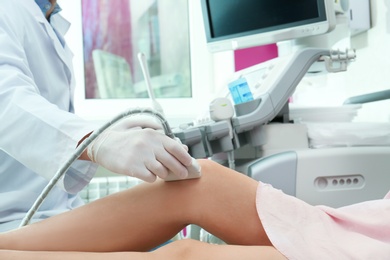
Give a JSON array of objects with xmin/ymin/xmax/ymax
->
[{"xmin": 228, "ymin": 78, "xmax": 254, "ymax": 104}]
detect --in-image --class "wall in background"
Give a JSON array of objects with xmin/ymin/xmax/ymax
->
[
  {"xmin": 234, "ymin": 44, "xmax": 278, "ymax": 71},
  {"xmin": 282, "ymin": 0, "xmax": 390, "ymax": 123}
]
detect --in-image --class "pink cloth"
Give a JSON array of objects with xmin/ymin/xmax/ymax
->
[{"xmin": 256, "ymin": 182, "xmax": 390, "ymax": 259}]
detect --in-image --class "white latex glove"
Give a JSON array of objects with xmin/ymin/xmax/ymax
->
[
  {"xmin": 108, "ymin": 114, "xmax": 163, "ymax": 131},
  {"xmin": 87, "ymin": 115, "xmax": 192, "ymax": 182},
  {"xmin": 107, "ymin": 115, "xmax": 188, "ymax": 151}
]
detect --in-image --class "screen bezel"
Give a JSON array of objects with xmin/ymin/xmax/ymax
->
[{"xmin": 200, "ymin": 0, "xmax": 336, "ymax": 52}]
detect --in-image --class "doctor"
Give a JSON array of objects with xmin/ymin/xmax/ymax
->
[{"xmin": 0, "ymin": 0, "xmax": 192, "ymax": 232}]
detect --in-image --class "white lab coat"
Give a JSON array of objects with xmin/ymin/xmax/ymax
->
[{"xmin": 0, "ymin": 0, "xmax": 98, "ymax": 231}]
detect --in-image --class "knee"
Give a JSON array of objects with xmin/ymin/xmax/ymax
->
[
  {"xmin": 196, "ymin": 158, "xmax": 222, "ymax": 181},
  {"xmin": 189, "ymin": 158, "xmax": 223, "ymax": 190},
  {"xmin": 197, "ymin": 158, "xmax": 217, "ymax": 169},
  {"xmin": 196, "ymin": 158, "xmax": 254, "ymax": 185}
]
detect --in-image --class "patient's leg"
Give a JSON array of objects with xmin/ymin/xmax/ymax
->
[
  {"xmin": 0, "ymin": 240, "xmax": 287, "ymax": 260},
  {"xmin": 0, "ymin": 159, "xmax": 272, "ymax": 252}
]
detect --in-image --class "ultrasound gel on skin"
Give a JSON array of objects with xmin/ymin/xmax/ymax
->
[{"xmin": 228, "ymin": 78, "xmax": 254, "ymax": 104}]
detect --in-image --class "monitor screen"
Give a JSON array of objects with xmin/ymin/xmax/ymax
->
[{"xmin": 201, "ymin": 0, "xmax": 335, "ymax": 52}]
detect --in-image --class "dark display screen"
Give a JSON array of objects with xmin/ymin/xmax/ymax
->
[{"xmin": 204, "ymin": 0, "xmax": 326, "ymax": 40}]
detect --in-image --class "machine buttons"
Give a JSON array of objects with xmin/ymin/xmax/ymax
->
[{"xmin": 315, "ymin": 175, "xmax": 364, "ymax": 191}]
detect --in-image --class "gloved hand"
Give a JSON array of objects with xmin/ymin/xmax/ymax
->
[
  {"xmin": 87, "ymin": 115, "xmax": 192, "ymax": 182},
  {"xmin": 107, "ymin": 114, "xmax": 164, "ymax": 131}
]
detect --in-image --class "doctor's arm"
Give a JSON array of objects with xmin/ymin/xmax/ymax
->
[{"xmin": 0, "ymin": 11, "xmax": 97, "ymax": 193}]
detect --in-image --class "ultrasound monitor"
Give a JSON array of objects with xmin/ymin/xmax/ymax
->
[{"xmin": 200, "ymin": 0, "xmax": 336, "ymax": 52}]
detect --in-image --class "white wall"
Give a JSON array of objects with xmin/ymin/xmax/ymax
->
[
  {"xmin": 278, "ymin": 0, "xmax": 390, "ymax": 123},
  {"xmin": 344, "ymin": 0, "xmax": 390, "ymax": 122}
]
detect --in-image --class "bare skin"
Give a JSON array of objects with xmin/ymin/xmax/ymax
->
[
  {"xmin": 0, "ymin": 159, "xmax": 287, "ymax": 259},
  {"xmin": 0, "ymin": 242, "xmax": 285, "ymax": 260},
  {"xmin": 45, "ymin": 0, "xmax": 57, "ymax": 19}
]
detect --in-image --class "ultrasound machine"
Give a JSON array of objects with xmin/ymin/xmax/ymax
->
[{"xmin": 173, "ymin": 0, "xmax": 390, "ymax": 208}]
